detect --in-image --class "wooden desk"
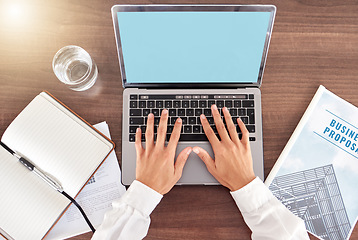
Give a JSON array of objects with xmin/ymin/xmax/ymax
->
[{"xmin": 0, "ymin": 0, "xmax": 357, "ymax": 239}]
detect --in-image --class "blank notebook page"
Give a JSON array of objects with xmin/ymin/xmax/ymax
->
[
  {"xmin": 2, "ymin": 93, "xmax": 113, "ymax": 198},
  {"xmin": 0, "ymin": 146, "xmax": 70, "ymax": 240}
]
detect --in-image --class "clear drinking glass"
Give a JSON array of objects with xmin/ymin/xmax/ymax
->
[{"xmin": 52, "ymin": 45, "xmax": 98, "ymax": 91}]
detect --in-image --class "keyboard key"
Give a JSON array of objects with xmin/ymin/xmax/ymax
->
[
  {"xmin": 193, "ymin": 125, "xmax": 201, "ymax": 133},
  {"xmin": 156, "ymin": 101, "xmax": 164, "ymax": 108},
  {"xmin": 130, "ymin": 109, "xmax": 141, "ymax": 116},
  {"xmin": 238, "ymin": 109, "xmax": 246, "ymax": 116},
  {"xmin": 178, "ymin": 109, "xmax": 185, "ymax": 116},
  {"xmin": 130, "ymin": 101, "xmax": 137, "ymax": 108},
  {"xmin": 241, "ymin": 116, "xmax": 249, "ymax": 124},
  {"xmin": 247, "ymin": 109, "xmax": 255, "ymax": 124},
  {"xmin": 181, "ymin": 117, "xmax": 188, "ymax": 125},
  {"xmin": 234, "ymin": 100, "xmax": 241, "ymax": 108},
  {"xmin": 242, "ymin": 100, "xmax": 254, "ymax": 108},
  {"xmin": 199, "ymin": 101, "xmax": 207, "ymax": 108},
  {"xmin": 247, "ymin": 125, "xmax": 255, "ymax": 133},
  {"xmin": 173, "ymin": 100, "xmax": 181, "ymax": 108},
  {"xmin": 189, "ymin": 117, "xmax": 196, "ymax": 124},
  {"xmin": 230, "ymin": 109, "xmax": 237, "ymax": 116},
  {"xmin": 207, "ymin": 117, "xmax": 214, "ymax": 124},
  {"xmin": 186, "ymin": 109, "xmax": 194, "ymax": 116},
  {"xmin": 170, "ymin": 117, "xmax": 177, "ymax": 125},
  {"xmin": 152, "ymin": 109, "xmax": 159, "ymax": 116},
  {"xmin": 204, "ymin": 108, "xmax": 211, "ymax": 116},
  {"xmin": 249, "ymin": 94, "xmax": 254, "ymax": 99},
  {"xmin": 129, "ymin": 134, "xmax": 135, "ymax": 142},
  {"xmin": 129, "ymin": 126, "xmax": 138, "ymax": 133},
  {"xmin": 141, "ymin": 125, "xmax": 146, "ymax": 132},
  {"xmin": 208, "ymin": 100, "xmax": 215, "ymax": 107},
  {"xmin": 130, "ymin": 117, "xmax": 144, "ymax": 125},
  {"xmin": 225, "ymin": 100, "xmax": 232, "ymax": 108},
  {"xmin": 179, "ymin": 134, "xmax": 208, "ymax": 141},
  {"xmin": 195, "ymin": 109, "xmax": 202, "ymax": 116},
  {"xmin": 190, "ymin": 100, "xmax": 199, "ymax": 108},
  {"xmin": 169, "ymin": 109, "xmax": 177, "ymax": 116},
  {"xmin": 184, "ymin": 126, "xmax": 192, "ymax": 133},
  {"xmin": 130, "ymin": 95, "xmax": 138, "ymax": 100},
  {"xmin": 216, "ymin": 100, "xmax": 224, "ymax": 108},
  {"xmin": 165, "ymin": 101, "xmax": 172, "ymax": 108},
  {"xmin": 249, "ymin": 137, "xmax": 256, "ymax": 141},
  {"xmin": 139, "ymin": 101, "xmax": 146, "ymax": 108},
  {"xmin": 143, "ymin": 109, "xmax": 150, "ymax": 116},
  {"xmin": 182, "ymin": 100, "xmax": 190, "ymax": 108},
  {"xmin": 147, "ymin": 101, "xmax": 155, "ymax": 108},
  {"xmin": 154, "ymin": 117, "xmax": 160, "ymax": 125}
]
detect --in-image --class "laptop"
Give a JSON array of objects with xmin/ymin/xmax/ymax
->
[{"xmin": 111, "ymin": 4, "xmax": 276, "ymax": 185}]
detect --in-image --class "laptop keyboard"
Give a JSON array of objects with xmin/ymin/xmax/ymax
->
[{"xmin": 128, "ymin": 94, "xmax": 256, "ymax": 142}]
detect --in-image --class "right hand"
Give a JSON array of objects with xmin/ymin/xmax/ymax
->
[{"xmin": 193, "ymin": 105, "xmax": 256, "ymax": 191}]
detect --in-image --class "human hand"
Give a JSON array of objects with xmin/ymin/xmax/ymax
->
[
  {"xmin": 135, "ymin": 109, "xmax": 192, "ymax": 195},
  {"xmin": 193, "ymin": 105, "xmax": 256, "ymax": 191}
]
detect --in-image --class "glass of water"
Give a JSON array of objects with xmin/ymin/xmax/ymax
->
[{"xmin": 52, "ymin": 46, "xmax": 98, "ymax": 91}]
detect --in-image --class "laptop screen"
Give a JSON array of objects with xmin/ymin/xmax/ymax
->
[{"xmin": 115, "ymin": 10, "xmax": 274, "ymax": 86}]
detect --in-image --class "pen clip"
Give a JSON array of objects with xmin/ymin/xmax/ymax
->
[{"xmin": 18, "ymin": 156, "xmax": 35, "ymax": 171}]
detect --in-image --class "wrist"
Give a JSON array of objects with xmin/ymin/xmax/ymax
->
[
  {"xmin": 120, "ymin": 180, "xmax": 163, "ymax": 216},
  {"xmin": 229, "ymin": 175, "xmax": 256, "ymax": 191}
]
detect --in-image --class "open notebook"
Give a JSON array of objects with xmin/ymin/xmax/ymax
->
[{"xmin": 0, "ymin": 92, "xmax": 114, "ymax": 240}]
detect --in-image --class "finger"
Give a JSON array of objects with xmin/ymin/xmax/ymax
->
[
  {"xmin": 167, "ymin": 117, "xmax": 182, "ymax": 150},
  {"xmin": 156, "ymin": 109, "xmax": 169, "ymax": 147},
  {"xmin": 174, "ymin": 147, "xmax": 192, "ymax": 179},
  {"xmin": 237, "ymin": 118, "xmax": 250, "ymax": 146},
  {"xmin": 211, "ymin": 105, "xmax": 230, "ymax": 142},
  {"xmin": 200, "ymin": 114, "xmax": 220, "ymax": 147},
  {"xmin": 135, "ymin": 127, "xmax": 144, "ymax": 155},
  {"xmin": 193, "ymin": 146, "xmax": 216, "ymax": 173},
  {"xmin": 145, "ymin": 113, "xmax": 155, "ymax": 150},
  {"xmin": 223, "ymin": 107, "xmax": 240, "ymax": 144}
]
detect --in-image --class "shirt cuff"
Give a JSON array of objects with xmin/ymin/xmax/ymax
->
[
  {"xmin": 230, "ymin": 177, "xmax": 274, "ymax": 214},
  {"xmin": 116, "ymin": 180, "xmax": 163, "ymax": 216}
]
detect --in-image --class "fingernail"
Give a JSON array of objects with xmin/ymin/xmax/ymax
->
[
  {"xmin": 162, "ymin": 109, "xmax": 168, "ymax": 115},
  {"xmin": 193, "ymin": 148, "xmax": 199, "ymax": 154},
  {"xmin": 223, "ymin": 107, "xmax": 229, "ymax": 113},
  {"xmin": 212, "ymin": 104, "xmax": 217, "ymax": 110},
  {"xmin": 187, "ymin": 148, "xmax": 192, "ymax": 154},
  {"xmin": 200, "ymin": 114, "xmax": 206, "ymax": 119},
  {"xmin": 177, "ymin": 117, "xmax": 182, "ymax": 123},
  {"xmin": 136, "ymin": 128, "xmax": 141, "ymax": 133},
  {"xmin": 148, "ymin": 113, "xmax": 154, "ymax": 118}
]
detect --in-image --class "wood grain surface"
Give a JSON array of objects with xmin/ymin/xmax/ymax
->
[{"xmin": 0, "ymin": 0, "xmax": 357, "ymax": 239}]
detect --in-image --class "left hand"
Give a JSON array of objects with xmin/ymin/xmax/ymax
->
[{"xmin": 135, "ymin": 109, "xmax": 192, "ymax": 195}]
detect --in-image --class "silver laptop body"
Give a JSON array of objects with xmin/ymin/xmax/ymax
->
[{"xmin": 112, "ymin": 4, "xmax": 276, "ymax": 185}]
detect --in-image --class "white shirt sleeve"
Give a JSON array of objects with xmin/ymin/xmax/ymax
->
[
  {"xmin": 91, "ymin": 180, "xmax": 163, "ymax": 240},
  {"xmin": 230, "ymin": 177, "xmax": 310, "ymax": 240}
]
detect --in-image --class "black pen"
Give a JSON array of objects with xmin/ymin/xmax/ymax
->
[{"xmin": 0, "ymin": 141, "xmax": 63, "ymax": 192}]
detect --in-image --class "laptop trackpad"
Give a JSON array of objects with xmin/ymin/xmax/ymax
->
[{"xmin": 176, "ymin": 142, "xmax": 218, "ymax": 185}]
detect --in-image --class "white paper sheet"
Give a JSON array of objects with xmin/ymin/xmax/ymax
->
[{"xmin": 46, "ymin": 122, "xmax": 126, "ymax": 240}]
